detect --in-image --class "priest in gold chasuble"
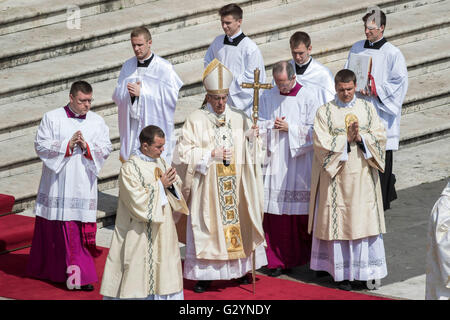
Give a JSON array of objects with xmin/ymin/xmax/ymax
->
[
  {"xmin": 172, "ymin": 59, "xmax": 267, "ymax": 293},
  {"xmin": 100, "ymin": 125, "xmax": 188, "ymax": 300},
  {"xmin": 308, "ymin": 69, "xmax": 388, "ymax": 291}
]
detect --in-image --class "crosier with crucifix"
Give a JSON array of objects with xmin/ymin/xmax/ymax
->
[{"xmin": 240, "ymin": 68, "xmax": 272, "ymax": 294}]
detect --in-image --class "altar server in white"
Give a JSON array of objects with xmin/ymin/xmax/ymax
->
[
  {"xmin": 27, "ymin": 81, "xmax": 112, "ymax": 291},
  {"xmin": 113, "ymin": 26, "xmax": 183, "ymax": 164},
  {"xmin": 258, "ymin": 61, "xmax": 320, "ymax": 277},
  {"xmin": 289, "ymin": 31, "xmax": 335, "ymax": 106},
  {"xmin": 345, "ymin": 8, "xmax": 408, "ymax": 210},
  {"xmin": 425, "ymin": 181, "xmax": 450, "ymax": 300},
  {"xmin": 204, "ymin": 3, "xmax": 266, "ymax": 114}
]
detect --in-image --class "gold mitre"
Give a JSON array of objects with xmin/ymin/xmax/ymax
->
[
  {"xmin": 202, "ymin": 58, "xmax": 233, "ymax": 95},
  {"xmin": 345, "ymin": 113, "xmax": 359, "ymax": 131}
]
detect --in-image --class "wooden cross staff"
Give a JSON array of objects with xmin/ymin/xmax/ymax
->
[
  {"xmin": 240, "ymin": 68, "xmax": 272, "ymax": 295},
  {"xmin": 241, "ymin": 68, "xmax": 273, "ymax": 125}
]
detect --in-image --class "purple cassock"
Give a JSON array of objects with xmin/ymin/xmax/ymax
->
[{"xmin": 27, "ymin": 105, "xmax": 102, "ymax": 288}]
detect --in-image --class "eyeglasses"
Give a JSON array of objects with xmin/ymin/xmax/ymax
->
[{"xmin": 76, "ymin": 98, "xmax": 94, "ymax": 104}]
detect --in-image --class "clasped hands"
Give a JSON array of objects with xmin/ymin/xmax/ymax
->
[
  {"xmin": 274, "ymin": 116, "xmax": 288, "ymax": 132},
  {"xmin": 160, "ymin": 167, "xmax": 177, "ymax": 188},
  {"xmin": 347, "ymin": 121, "xmax": 362, "ymax": 143},
  {"xmin": 127, "ymin": 81, "xmax": 141, "ymax": 97},
  {"xmin": 211, "ymin": 147, "xmax": 232, "ymax": 162},
  {"xmin": 69, "ymin": 130, "xmax": 87, "ymax": 152}
]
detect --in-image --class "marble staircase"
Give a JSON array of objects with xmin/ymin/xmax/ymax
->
[{"xmin": 0, "ymin": 0, "xmax": 448, "ymax": 227}]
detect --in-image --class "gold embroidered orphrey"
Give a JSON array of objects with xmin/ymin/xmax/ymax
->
[{"xmin": 216, "ymin": 158, "xmax": 246, "ymax": 259}]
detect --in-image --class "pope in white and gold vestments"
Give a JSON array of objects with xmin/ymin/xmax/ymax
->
[{"xmin": 173, "ymin": 59, "xmax": 267, "ymax": 284}]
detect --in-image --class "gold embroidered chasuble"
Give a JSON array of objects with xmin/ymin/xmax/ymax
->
[
  {"xmin": 173, "ymin": 105, "xmax": 265, "ymax": 261},
  {"xmin": 100, "ymin": 155, "xmax": 187, "ymax": 298},
  {"xmin": 307, "ymin": 98, "xmax": 387, "ymax": 241}
]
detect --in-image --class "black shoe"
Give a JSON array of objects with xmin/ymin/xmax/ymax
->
[
  {"xmin": 81, "ymin": 284, "xmax": 94, "ymax": 291},
  {"xmin": 237, "ymin": 274, "xmax": 252, "ymax": 284},
  {"xmin": 315, "ymin": 271, "xmax": 329, "ymax": 278},
  {"xmin": 282, "ymin": 268, "xmax": 292, "ymax": 274},
  {"xmin": 193, "ymin": 280, "xmax": 211, "ymax": 293},
  {"xmin": 268, "ymin": 267, "xmax": 282, "ymax": 277},
  {"xmin": 336, "ymin": 280, "xmax": 352, "ymax": 291}
]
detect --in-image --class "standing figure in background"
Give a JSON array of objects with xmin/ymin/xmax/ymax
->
[
  {"xmin": 113, "ymin": 26, "xmax": 183, "ymax": 164},
  {"xmin": 204, "ymin": 3, "xmax": 266, "ymax": 115},
  {"xmin": 258, "ymin": 61, "xmax": 320, "ymax": 277},
  {"xmin": 289, "ymin": 31, "xmax": 335, "ymax": 106},
  {"xmin": 345, "ymin": 8, "xmax": 408, "ymax": 210}
]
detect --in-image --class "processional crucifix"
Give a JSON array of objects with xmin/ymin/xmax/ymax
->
[
  {"xmin": 240, "ymin": 68, "xmax": 272, "ymax": 295},
  {"xmin": 241, "ymin": 68, "xmax": 273, "ymax": 125}
]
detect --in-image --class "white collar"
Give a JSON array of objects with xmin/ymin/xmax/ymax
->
[
  {"xmin": 335, "ymin": 94, "xmax": 357, "ymax": 108},
  {"xmin": 134, "ymin": 148, "xmax": 157, "ymax": 162},
  {"xmin": 228, "ymin": 29, "xmax": 242, "ymax": 41}
]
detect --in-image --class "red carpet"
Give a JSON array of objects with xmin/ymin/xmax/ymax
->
[
  {"xmin": 183, "ymin": 277, "xmax": 390, "ymax": 300},
  {"xmin": 0, "ymin": 214, "xmax": 35, "ymax": 254},
  {"xmin": 0, "ymin": 214, "xmax": 390, "ymax": 300},
  {"xmin": 0, "ymin": 246, "xmax": 390, "ymax": 300},
  {"xmin": 0, "ymin": 246, "xmax": 106, "ymax": 300},
  {"xmin": 0, "ymin": 194, "xmax": 15, "ymax": 215}
]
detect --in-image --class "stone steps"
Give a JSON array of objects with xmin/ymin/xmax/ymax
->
[
  {"xmin": 0, "ymin": 0, "xmax": 157, "ymax": 36},
  {"xmin": 0, "ymin": 0, "xmax": 281, "ymax": 69},
  {"xmin": 6, "ymin": 100, "xmax": 449, "ymax": 220},
  {"xmin": 0, "ymin": 0, "xmax": 445, "ymax": 105},
  {"xmin": 1, "ymin": 58, "xmax": 449, "ymax": 181},
  {"xmin": 1, "ymin": 0, "xmax": 449, "ymax": 222},
  {"xmin": 2, "ymin": 65, "xmax": 449, "ymax": 197},
  {"xmin": 1, "ymin": 2, "xmax": 449, "ymax": 141}
]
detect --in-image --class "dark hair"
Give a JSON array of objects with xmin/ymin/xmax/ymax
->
[
  {"xmin": 334, "ymin": 69, "xmax": 357, "ymax": 85},
  {"xmin": 130, "ymin": 26, "xmax": 152, "ymax": 41},
  {"xmin": 289, "ymin": 31, "xmax": 311, "ymax": 48},
  {"xmin": 363, "ymin": 9, "xmax": 386, "ymax": 29},
  {"xmin": 70, "ymin": 80, "xmax": 93, "ymax": 96},
  {"xmin": 219, "ymin": 3, "xmax": 243, "ymax": 20},
  {"xmin": 139, "ymin": 125, "xmax": 165, "ymax": 146}
]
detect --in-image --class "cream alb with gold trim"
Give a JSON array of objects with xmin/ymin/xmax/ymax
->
[
  {"xmin": 100, "ymin": 155, "xmax": 188, "ymax": 299},
  {"xmin": 308, "ymin": 98, "xmax": 387, "ymax": 241}
]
